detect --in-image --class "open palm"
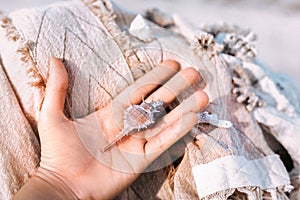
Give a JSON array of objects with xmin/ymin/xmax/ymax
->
[{"xmin": 37, "ymin": 58, "xmax": 208, "ymax": 199}]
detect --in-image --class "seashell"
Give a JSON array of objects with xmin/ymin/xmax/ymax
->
[
  {"xmin": 129, "ymin": 14, "xmax": 154, "ymax": 43},
  {"xmin": 102, "ymin": 100, "xmax": 165, "ymax": 152},
  {"xmin": 123, "ymin": 100, "xmax": 165, "ymax": 133},
  {"xmin": 197, "ymin": 111, "xmax": 233, "ymax": 129}
]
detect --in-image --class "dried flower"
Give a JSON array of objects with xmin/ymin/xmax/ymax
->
[
  {"xmin": 191, "ymin": 32, "xmax": 223, "ymax": 59},
  {"xmin": 232, "ymin": 65, "xmax": 264, "ymax": 111},
  {"xmin": 223, "ymin": 32, "xmax": 257, "ymax": 61},
  {"xmin": 201, "ymin": 22, "xmax": 258, "ymax": 61}
]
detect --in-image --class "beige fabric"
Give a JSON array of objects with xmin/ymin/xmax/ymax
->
[
  {"xmin": 0, "ymin": 0, "xmax": 294, "ymax": 199},
  {"xmin": 0, "ymin": 59, "xmax": 39, "ymax": 199}
]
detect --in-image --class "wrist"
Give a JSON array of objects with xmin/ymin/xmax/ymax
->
[
  {"xmin": 14, "ymin": 167, "xmax": 79, "ymax": 200},
  {"xmin": 35, "ymin": 167, "xmax": 79, "ymax": 199}
]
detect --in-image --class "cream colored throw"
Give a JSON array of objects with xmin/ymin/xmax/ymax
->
[{"xmin": 1, "ymin": 0, "xmax": 299, "ymax": 199}]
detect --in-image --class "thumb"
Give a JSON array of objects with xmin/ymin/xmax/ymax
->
[{"xmin": 41, "ymin": 58, "xmax": 69, "ymax": 119}]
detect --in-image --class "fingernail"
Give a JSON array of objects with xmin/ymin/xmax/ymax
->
[{"xmin": 47, "ymin": 59, "xmax": 54, "ymax": 81}]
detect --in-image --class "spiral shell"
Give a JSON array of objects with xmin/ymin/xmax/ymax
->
[{"xmin": 123, "ymin": 100, "xmax": 165, "ymax": 134}]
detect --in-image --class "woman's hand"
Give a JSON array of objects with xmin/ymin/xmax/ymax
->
[{"xmin": 14, "ymin": 58, "xmax": 208, "ymax": 200}]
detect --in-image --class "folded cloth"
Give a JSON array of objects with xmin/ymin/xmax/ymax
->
[
  {"xmin": 0, "ymin": 59, "xmax": 39, "ymax": 199},
  {"xmin": 0, "ymin": 0, "xmax": 297, "ymax": 199}
]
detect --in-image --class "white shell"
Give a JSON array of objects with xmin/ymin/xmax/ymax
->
[
  {"xmin": 129, "ymin": 14, "xmax": 154, "ymax": 43},
  {"xmin": 197, "ymin": 111, "xmax": 233, "ymax": 129}
]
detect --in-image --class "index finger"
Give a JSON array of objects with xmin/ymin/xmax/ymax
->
[{"xmin": 113, "ymin": 60, "xmax": 180, "ymax": 107}]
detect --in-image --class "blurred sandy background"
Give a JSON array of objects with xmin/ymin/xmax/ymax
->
[{"xmin": 1, "ymin": 0, "xmax": 300, "ymax": 88}]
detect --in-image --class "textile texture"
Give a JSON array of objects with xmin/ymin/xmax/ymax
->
[{"xmin": 0, "ymin": 0, "xmax": 297, "ymax": 199}]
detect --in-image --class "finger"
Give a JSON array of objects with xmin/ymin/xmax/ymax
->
[
  {"xmin": 145, "ymin": 112, "xmax": 197, "ymax": 158},
  {"xmin": 113, "ymin": 60, "xmax": 180, "ymax": 107},
  {"xmin": 162, "ymin": 90, "xmax": 208, "ymax": 123},
  {"xmin": 140, "ymin": 91, "xmax": 208, "ymax": 140},
  {"xmin": 144, "ymin": 91, "xmax": 208, "ymax": 155},
  {"xmin": 145, "ymin": 67, "xmax": 200, "ymax": 107},
  {"xmin": 40, "ymin": 58, "xmax": 68, "ymax": 119}
]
